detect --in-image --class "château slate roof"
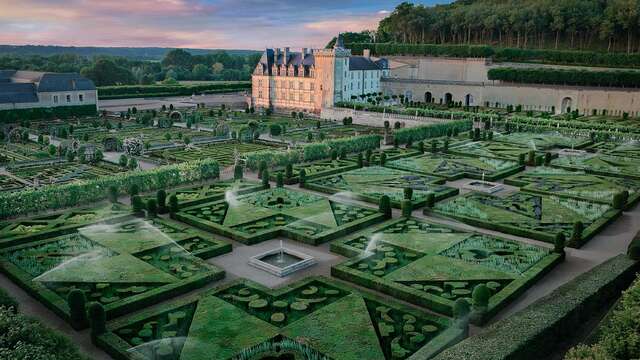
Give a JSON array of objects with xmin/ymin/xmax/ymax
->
[
  {"xmin": 0, "ymin": 70, "xmax": 95, "ymax": 104},
  {"xmin": 349, "ymin": 56, "xmax": 384, "ymax": 71}
]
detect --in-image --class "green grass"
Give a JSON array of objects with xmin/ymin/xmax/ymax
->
[
  {"xmin": 505, "ymin": 167, "xmax": 640, "ymax": 206},
  {"xmin": 0, "ymin": 216, "xmax": 228, "ymax": 327},
  {"xmin": 175, "ymin": 187, "xmax": 385, "ymax": 245},
  {"xmin": 551, "ymin": 154, "xmax": 640, "ymax": 179},
  {"xmin": 433, "ymin": 191, "xmax": 620, "ymax": 246},
  {"xmin": 304, "ymin": 166, "xmax": 458, "ymax": 208},
  {"xmin": 331, "ymin": 217, "xmax": 561, "ymax": 324},
  {"xmin": 386, "ymin": 153, "xmax": 523, "ymax": 181},
  {"xmin": 96, "ymin": 277, "xmax": 465, "ymax": 360}
]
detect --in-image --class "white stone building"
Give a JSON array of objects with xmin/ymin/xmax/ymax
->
[
  {"xmin": 0, "ymin": 70, "xmax": 97, "ymax": 111},
  {"xmin": 251, "ymin": 35, "xmax": 388, "ymax": 114}
]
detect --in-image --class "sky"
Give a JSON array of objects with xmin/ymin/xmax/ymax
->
[{"xmin": 0, "ymin": 0, "xmax": 449, "ymax": 50}]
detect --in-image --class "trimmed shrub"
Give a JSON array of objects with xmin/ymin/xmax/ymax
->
[
  {"xmin": 544, "ymin": 152, "xmax": 552, "ymax": 166},
  {"xmin": 258, "ymin": 160, "xmax": 268, "ymax": 179},
  {"xmin": 570, "ymin": 221, "xmax": 584, "ymax": 246},
  {"xmin": 276, "ymin": 173, "xmax": 284, "ymax": 188},
  {"xmin": 128, "ymin": 183, "xmax": 140, "ymax": 198},
  {"xmin": 380, "ymin": 152, "xmax": 387, "ymax": 165},
  {"xmin": 168, "ymin": 194, "xmax": 179, "ymax": 214},
  {"xmin": 394, "ymin": 119, "xmax": 472, "ymax": 144},
  {"xmin": 425, "ymin": 193, "xmax": 436, "ymax": 209},
  {"xmin": 88, "ymin": 302, "xmax": 106, "ymax": 341},
  {"xmin": 298, "ymin": 169, "xmax": 307, "ymax": 186},
  {"xmin": 401, "ymin": 199, "xmax": 413, "ymax": 218},
  {"xmin": 285, "ymin": 163, "xmax": 293, "ymax": 179},
  {"xmin": 417, "ymin": 141, "xmax": 425, "ymax": 153},
  {"xmin": 132, "ymin": 195, "xmax": 144, "ymax": 213},
  {"xmin": 107, "ymin": 185, "xmax": 119, "ymax": 203},
  {"xmin": 156, "ymin": 189, "xmax": 167, "ymax": 214},
  {"xmin": 431, "ymin": 140, "xmax": 438, "ymax": 153},
  {"xmin": 403, "ymin": 187, "xmax": 413, "ymax": 200},
  {"xmin": 528, "ymin": 150, "xmax": 536, "ymax": 166},
  {"xmin": 234, "ymin": 164, "xmax": 244, "ymax": 180},
  {"xmin": 628, "ymin": 230, "xmax": 640, "ymax": 261},
  {"xmin": 339, "ymin": 147, "xmax": 347, "ymax": 160},
  {"xmin": 453, "ymin": 298, "xmax": 471, "ymax": 321},
  {"xmin": 518, "ymin": 153, "xmax": 526, "ymax": 165},
  {"xmin": 613, "ymin": 191, "xmax": 629, "ymax": 210},
  {"xmin": 262, "ymin": 169, "xmax": 270, "ymax": 189},
  {"xmin": 379, "ymin": 195, "xmax": 392, "ymax": 219},
  {"xmin": 357, "ymin": 153, "xmax": 364, "ymax": 168},
  {"xmin": 472, "ymin": 284, "xmax": 491, "ymax": 309},
  {"xmin": 330, "ymin": 149, "xmax": 338, "ymax": 161},
  {"xmin": 146, "ymin": 198, "xmax": 157, "ymax": 217},
  {"xmin": 554, "ymin": 232, "xmax": 566, "ymax": 255},
  {"xmin": 67, "ymin": 289, "xmax": 87, "ymax": 329}
]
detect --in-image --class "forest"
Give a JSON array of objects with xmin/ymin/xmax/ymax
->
[
  {"xmin": 0, "ymin": 49, "xmax": 261, "ymax": 86},
  {"xmin": 372, "ymin": 0, "xmax": 640, "ymax": 54}
]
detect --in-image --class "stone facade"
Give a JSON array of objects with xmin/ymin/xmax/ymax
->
[
  {"xmin": 0, "ymin": 70, "xmax": 97, "ymax": 111},
  {"xmin": 382, "ymin": 57, "xmax": 640, "ymax": 115},
  {"xmin": 251, "ymin": 37, "xmax": 388, "ymax": 114}
]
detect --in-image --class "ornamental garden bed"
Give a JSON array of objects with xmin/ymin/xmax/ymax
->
[
  {"xmin": 494, "ymin": 132, "xmax": 591, "ymax": 150},
  {"xmin": 0, "ymin": 174, "xmax": 26, "ymax": 192},
  {"xmin": 0, "ymin": 216, "xmax": 228, "ymax": 327},
  {"xmin": 0, "ymin": 204, "xmax": 130, "ymax": 249},
  {"xmin": 448, "ymin": 141, "xmax": 545, "ymax": 162},
  {"xmin": 304, "ymin": 166, "xmax": 458, "ymax": 208},
  {"xmin": 369, "ymin": 147, "xmax": 422, "ymax": 164},
  {"xmin": 504, "ymin": 167, "xmax": 640, "ymax": 207},
  {"xmin": 551, "ymin": 154, "xmax": 640, "ymax": 179},
  {"xmin": 144, "ymin": 179, "xmax": 263, "ymax": 208},
  {"xmin": 7, "ymin": 161, "xmax": 128, "ymax": 186},
  {"xmin": 386, "ymin": 153, "xmax": 523, "ymax": 181},
  {"xmin": 271, "ymin": 159, "xmax": 360, "ymax": 185},
  {"xmin": 175, "ymin": 187, "xmax": 385, "ymax": 245},
  {"xmin": 331, "ymin": 217, "xmax": 561, "ymax": 324},
  {"xmin": 96, "ymin": 276, "xmax": 466, "ymax": 360},
  {"xmin": 585, "ymin": 141, "xmax": 640, "ymax": 158},
  {"xmin": 433, "ymin": 192, "xmax": 620, "ymax": 247},
  {"xmin": 146, "ymin": 141, "xmax": 282, "ymax": 167}
]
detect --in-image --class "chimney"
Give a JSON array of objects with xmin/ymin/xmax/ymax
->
[{"xmin": 363, "ymin": 49, "xmax": 371, "ymax": 58}]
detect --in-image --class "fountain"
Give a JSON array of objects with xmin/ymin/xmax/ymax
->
[
  {"xmin": 248, "ymin": 240, "xmax": 315, "ymax": 277},
  {"xmin": 462, "ymin": 171, "xmax": 505, "ymax": 194}
]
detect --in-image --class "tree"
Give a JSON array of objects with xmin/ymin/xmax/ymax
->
[
  {"xmin": 285, "ymin": 163, "xmax": 293, "ymax": 179},
  {"xmin": 128, "ymin": 157, "xmax": 138, "ymax": 170},
  {"xmin": 401, "ymin": 199, "xmax": 413, "ymax": 217},
  {"xmin": 299, "ymin": 169, "xmax": 307, "ymax": 186},
  {"xmin": 554, "ymin": 232, "xmax": 566, "ymax": 255},
  {"xmin": 404, "ymin": 187, "xmax": 413, "ymax": 200},
  {"xmin": 262, "ymin": 169, "xmax": 270, "ymax": 189},
  {"xmin": 276, "ymin": 173, "xmax": 284, "ymax": 188},
  {"xmin": 234, "ymin": 165, "xmax": 244, "ymax": 180},
  {"xmin": 119, "ymin": 154, "xmax": 128, "ymax": 168},
  {"xmin": 162, "ymin": 49, "xmax": 193, "ymax": 69},
  {"xmin": 146, "ymin": 199, "xmax": 157, "ymax": 218},
  {"xmin": 613, "ymin": 191, "xmax": 629, "ymax": 209},
  {"xmin": 107, "ymin": 186, "xmax": 119, "ymax": 203},
  {"xmin": 80, "ymin": 58, "xmax": 135, "ymax": 86},
  {"xmin": 192, "ymin": 64, "xmax": 209, "ymax": 80},
  {"xmin": 270, "ymin": 124, "xmax": 282, "ymax": 137}
]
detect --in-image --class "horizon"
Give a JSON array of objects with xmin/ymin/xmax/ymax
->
[{"xmin": 0, "ymin": 0, "xmax": 451, "ymax": 51}]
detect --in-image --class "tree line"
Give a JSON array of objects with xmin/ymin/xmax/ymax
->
[
  {"xmin": 371, "ymin": 0, "xmax": 640, "ymax": 54},
  {"xmin": 0, "ymin": 49, "xmax": 261, "ymax": 86}
]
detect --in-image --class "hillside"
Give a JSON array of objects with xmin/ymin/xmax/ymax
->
[{"xmin": 0, "ymin": 45, "xmax": 259, "ymax": 61}]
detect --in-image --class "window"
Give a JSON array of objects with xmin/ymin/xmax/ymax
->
[
  {"xmin": 344, "ymin": 85, "xmax": 347, "ymax": 91},
  {"xmin": 66, "ymin": 94, "xmax": 71, "ymax": 103},
  {"xmin": 53, "ymin": 95, "xmax": 59, "ymax": 104},
  {"xmin": 289, "ymin": 93, "xmax": 294, "ymax": 100},
  {"xmin": 258, "ymin": 91, "xmax": 263, "ymax": 99},
  {"xmin": 78, "ymin": 94, "xmax": 84, "ymax": 102}
]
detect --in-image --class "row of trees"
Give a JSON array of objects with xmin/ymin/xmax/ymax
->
[
  {"xmin": 0, "ymin": 49, "xmax": 261, "ymax": 86},
  {"xmin": 366, "ymin": 0, "xmax": 640, "ymax": 54},
  {"xmin": 488, "ymin": 67, "xmax": 640, "ymax": 88}
]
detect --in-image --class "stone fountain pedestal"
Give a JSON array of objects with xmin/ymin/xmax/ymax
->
[
  {"xmin": 248, "ymin": 241, "xmax": 315, "ymax": 277},
  {"xmin": 462, "ymin": 172, "xmax": 504, "ymax": 194}
]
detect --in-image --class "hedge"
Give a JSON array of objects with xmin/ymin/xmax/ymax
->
[
  {"xmin": 489, "ymin": 67, "xmax": 640, "ymax": 88},
  {"xmin": 244, "ymin": 135, "xmax": 381, "ymax": 170},
  {"xmin": 566, "ymin": 274, "xmax": 640, "ymax": 359},
  {"xmin": 394, "ymin": 119, "xmax": 473, "ymax": 144},
  {"xmin": 347, "ymin": 43, "xmax": 640, "ymax": 68},
  {"xmin": 97, "ymin": 82, "xmax": 251, "ymax": 99},
  {"xmin": 433, "ymin": 254, "xmax": 639, "ymax": 360},
  {"xmin": 0, "ymin": 105, "xmax": 97, "ymax": 124},
  {"xmin": 0, "ymin": 158, "xmax": 219, "ymax": 218}
]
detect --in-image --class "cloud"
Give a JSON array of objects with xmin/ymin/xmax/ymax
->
[{"xmin": 0, "ymin": 0, "xmax": 449, "ymax": 49}]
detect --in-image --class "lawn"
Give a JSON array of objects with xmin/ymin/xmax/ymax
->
[
  {"xmin": 331, "ymin": 217, "xmax": 561, "ymax": 324},
  {"xmin": 433, "ymin": 191, "xmax": 620, "ymax": 246},
  {"xmin": 551, "ymin": 154, "xmax": 640, "ymax": 179},
  {"xmin": 0, "ymin": 214, "xmax": 228, "ymax": 326},
  {"xmin": 96, "ymin": 276, "xmax": 466, "ymax": 360},
  {"xmin": 386, "ymin": 153, "xmax": 523, "ymax": 181},
  {"xmin": 304, "ymin": 166, "xmax": 458, "ymax": 208},
  {"xmin": 175, "ymin": 187, "xmax": 385, "ymax": 245},
  {"xmin": 504, "ymin": 167, "xmax": 640, "ymax": 206}
]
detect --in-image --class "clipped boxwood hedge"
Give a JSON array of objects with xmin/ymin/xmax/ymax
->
[
  {"xmin": 0, "ymin": 158, "xmax": 219, "ymax": 218},
  {"xmin": 0, "ymin": 105, "xmax": 97, "ymax": 124},
  {"xmin": 0, "ymin": 286, "xmax": 17, "ymax": 310},
  {"xmin": 433, "ymin": 254, "xmax": 639, "ymax": 360},
  {"xmin": 97, "ymin": 82, "xmax": 250, "ymax": 99}
]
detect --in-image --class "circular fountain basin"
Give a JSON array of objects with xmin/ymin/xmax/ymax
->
[{"xmin": 248, "ymin": 247, "xmax": 315, "ymax": 277}]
